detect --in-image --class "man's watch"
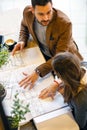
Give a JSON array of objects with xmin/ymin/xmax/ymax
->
[{"xmin": 35, "ymin": 69, "xmax": 41, "ymax": 77}]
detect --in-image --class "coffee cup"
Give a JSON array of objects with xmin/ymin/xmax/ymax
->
[{"xmin": 4, "ymin": 39, "xmax": 17, "ymax": 51}]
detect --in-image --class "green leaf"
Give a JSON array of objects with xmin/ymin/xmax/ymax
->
[
  {"xmin": 0, "ymin": 46, "xmax": 9, "ymax": 67},
  {"xmin": 9, "ymin": 91, "xmax": 30, "ymax": 128}
]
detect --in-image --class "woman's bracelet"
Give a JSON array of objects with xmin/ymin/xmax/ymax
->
[{"xmin": 54, "ymin": 80, "xmax": 59, "ymax": 86}]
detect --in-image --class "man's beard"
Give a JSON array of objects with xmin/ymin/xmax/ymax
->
[{"xmin": 37, "ymin": 19, "xmax": 50, "ymax": 26}]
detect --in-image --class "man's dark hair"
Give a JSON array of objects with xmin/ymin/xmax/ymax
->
[{"xmin": 31, "ymin": 0, "xmax": 52, "ymax": 8}]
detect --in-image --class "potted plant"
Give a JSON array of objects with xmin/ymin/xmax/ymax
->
[
  {"xmin": 8, "ymin": 91, "xmax": 30, "ymax": 130},
  {"xmin": 0, "ymin": 45, "xmax": 9, "ymax": 101},
  {"xmin": 0, "ymin": 45, "xmax": 9, "ymax": 67}
]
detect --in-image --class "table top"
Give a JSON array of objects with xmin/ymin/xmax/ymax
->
[{"xmin": 0, "ymin": 47, "xmax": 79, "ymax": 130}]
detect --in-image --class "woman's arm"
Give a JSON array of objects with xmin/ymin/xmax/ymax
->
[{"xmin": 39, "ymin": 77, "xmax": 64, "ymax": 99}]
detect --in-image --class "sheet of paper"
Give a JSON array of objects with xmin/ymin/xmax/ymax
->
[
  {"xmin": 1, "ymin": 65, "xmax": 68, "ymax": 119},
  {"xmin": 0, "ymin": 47, "xmax": 69, "ymax": 124},
  {"xmin": 0, "ymin": 47, "xmax": 45, "ymax": 72},
  {"xmin": 34, "ymin": 106, "xmax": 71, "ymax": 123}
]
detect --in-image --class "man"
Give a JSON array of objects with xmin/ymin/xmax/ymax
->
[{"xmin": 12, "ymin": 0, "xmax": 83, "ymax": 91}]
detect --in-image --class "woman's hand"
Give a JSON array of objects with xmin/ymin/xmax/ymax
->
[{"xmin": 39, "ymin": 82, "xmax": 59, "ymax": 100}]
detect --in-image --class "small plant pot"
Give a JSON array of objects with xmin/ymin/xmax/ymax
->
[
  {"xmin": 7, "ymin": 116, "xmax": 18, "ymax": 130},
  {"xmin": 0, "ymin": 83, "xmax": 6, "ymax": 101},
  {"xmin": 10, "ymin": 127, "xmax": 18, "ymax": 130},
  {"xmin": 0, "ymin": 35, "xmax": 4, "ymax": 47}
]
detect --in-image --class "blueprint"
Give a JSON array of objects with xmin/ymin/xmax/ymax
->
[{"xmin": 0, "ymin": 47, "xmax": 68, "ymax": 124}]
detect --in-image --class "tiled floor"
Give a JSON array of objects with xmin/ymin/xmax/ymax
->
[{"xmin": 0, "ymin": 0, "xmax": 87, "ymax": 60}]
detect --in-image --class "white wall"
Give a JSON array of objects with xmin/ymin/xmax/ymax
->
[
  {"xmin": 53, "ymin": 0, "xmax": 87, "ymax": 55},
  {"xmin": 0, "ymin": 0, "xmax": 31, "ymax": 11}
]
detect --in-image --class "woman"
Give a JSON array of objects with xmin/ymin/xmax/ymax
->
[{"xmin": 52, "ymin": 52, "xmax": 87, "ymax": 130}]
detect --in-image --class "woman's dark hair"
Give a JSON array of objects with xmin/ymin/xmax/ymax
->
[
  {"xmin": 52, "ymin": 52, "xmax": 85, "ymax": 102},
  {"xmin": 31, "ymin": 0, "xmax": 52, "ymax": 8}
]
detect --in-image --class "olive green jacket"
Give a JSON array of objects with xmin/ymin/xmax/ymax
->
[{"xmin": 19, "ymin": 6, "xmax": 83, "ymax": 77}]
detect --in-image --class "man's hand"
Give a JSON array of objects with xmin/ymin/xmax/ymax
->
[
  {"xmin": 12, "ymin": 41, "xmax": 25, "ymax": 55},
  {"xmin": 19, "ymin": 71, "xmax": 39, "ymax": 89}
]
